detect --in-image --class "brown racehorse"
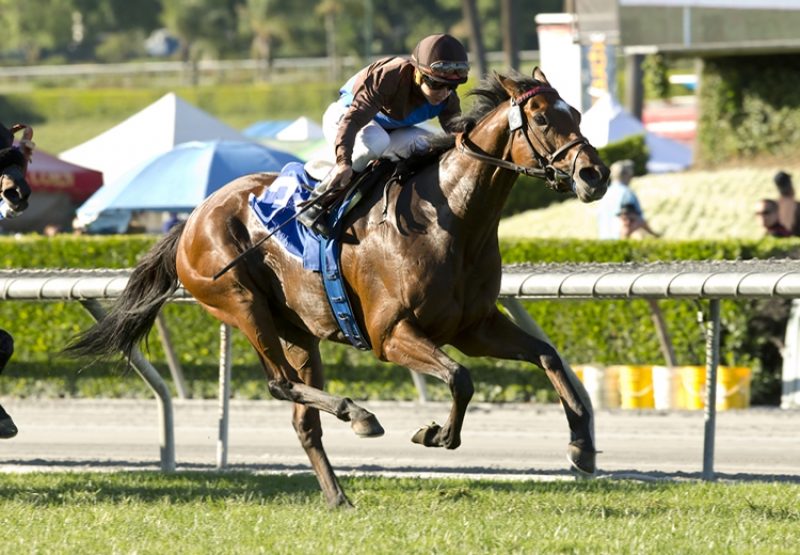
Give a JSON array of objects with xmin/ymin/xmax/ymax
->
[{"xmin": 68, "ymin": 68, "xmax": 609, "ymax": 507}]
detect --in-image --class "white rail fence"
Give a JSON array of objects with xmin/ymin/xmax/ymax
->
[{"xmin": 2, "ymin": 260, "xmax": 799, "ymax": 477}]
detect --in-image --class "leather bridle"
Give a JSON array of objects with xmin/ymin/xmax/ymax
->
[{"xmin": 456, "ymin": 85, "xmax": 588, "ymax": 192}]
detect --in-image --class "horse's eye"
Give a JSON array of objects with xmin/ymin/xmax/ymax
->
[{"xmin": 533, "ymin": 114, "xmax": 547, "ymax": 126}]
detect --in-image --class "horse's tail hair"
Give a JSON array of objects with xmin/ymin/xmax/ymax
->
[{"xmin": 65, "ymin": 221, "xmax": 186, "ymax": 361}]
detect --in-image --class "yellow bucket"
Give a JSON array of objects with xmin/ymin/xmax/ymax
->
[
  {"xmin": 614, "ymin": 365, "xmax": 654, "ymax": 409},
  {"xmin": 677, "ymin": 366, "xmax": 752, "ymax": 410},
  {"xmin": 677, "ymin": 366, "xmax": 707, "ymax": 410},
  {"xmin": 601, "ymin": 365, "xmax": 621, "ymax": 409},
  {"xmin": 571, "ymin": 365, "xmax": 613, "ymax": 409},
  {"xmin": 652, "ymin": 365, "xmax": 680, "ymax": 410},
  {"xmin": 717, "ymin": 366, "xmax": 752, "ymax": 410}
]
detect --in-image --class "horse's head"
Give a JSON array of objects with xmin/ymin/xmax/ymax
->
[
  {"xmin": 0, "ymin": 123, "xmax": 33, "ymax": 215},
  {"xmin": 495, "ymin": 68, "xmax": 609, "ymax": 202}
]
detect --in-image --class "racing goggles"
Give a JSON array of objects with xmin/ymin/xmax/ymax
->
[
  {"xmin": 422, "ymin": 73, "xmax": 459, "ymax": 91},
  {"xmin": 428, "ymin": 60, "xmax": 470, "ymax": 79}
]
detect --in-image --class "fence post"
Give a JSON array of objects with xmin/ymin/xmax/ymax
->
[
  {"xmin": 155, "ymin": 312, "xmax": 190, "ymax": 399},
  {"xmin": 702, "ymin": 299, "xmax": 721, "ymax": 480},
  {"xmin": 80, "ymin": 299, "xmax": 175, "ymax": 472},
  {"xmin": 217, "ymin": 323, "xmax": 232, "ymax": 469}
]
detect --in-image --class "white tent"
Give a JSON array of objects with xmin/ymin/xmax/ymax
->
[
  {"xmin": 60, "ymin": 92, "xmax": 250, "ymax": 185},
  {"xmin": 275, "ymin": 116, "xmax": 325, "ymax": 141},
  {"xmin": 580, "ymin": 94, "xmax": 692, "ymax": 173}
]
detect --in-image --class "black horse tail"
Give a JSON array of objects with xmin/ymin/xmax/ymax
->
[{"xmin": 66, "ymin": 221, "xmax": 186, "ymax": 360}]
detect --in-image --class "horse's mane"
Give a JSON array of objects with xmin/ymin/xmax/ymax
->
[{"xmin": 401, "ymin": 70, "xmax": 541, "ymax": 175}]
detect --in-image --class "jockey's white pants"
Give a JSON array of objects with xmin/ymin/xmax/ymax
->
[{"xmin": 321, "ymin": 101, "xmax": 432, "ymax": 172}]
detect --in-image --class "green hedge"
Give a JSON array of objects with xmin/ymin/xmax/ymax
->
[
  {"xmin": 0, "ymin": 83, "xmax": 341, "ymax": 126},
  {"xmin": 698, "ymin": 55, "xmax": 800, "ymax": 164},
  {"xmin": 1, "ymin": 235, "xmax": 797, "ymax": 405}
]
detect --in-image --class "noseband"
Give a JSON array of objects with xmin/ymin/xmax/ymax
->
[{"xmin": 457, "ymin": 85, "xmax": 588, "ymax": 191}]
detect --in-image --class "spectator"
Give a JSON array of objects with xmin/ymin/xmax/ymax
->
[
  {"xmin": 597, "ymin": 159, "xmax": 660, "ymax": 239},
  {"xmin": 754, "ymin": 198, "xmax": 792, "ymax": 237},
  {"xmin": 162, "ymin": 212, "xmax": 182, "ymax": 233},
  {"xmin": 617, "ymin": 202, "xmax": 648, "ymax": 240},
  {"xmin": 43, "ymin": 224, "xmax": 60, "ymax": 237},
  {"xmin": 773, "ymin": 171, "xmax": 800, "ymax": 236}
]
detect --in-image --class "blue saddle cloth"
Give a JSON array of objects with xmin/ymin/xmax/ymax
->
[
  {"xmin": 249, "ymin": 161, "xmax": 322, "ymax": 270},
  {"xmin": 249, "ymin": 161, "xmax": 371, "ymax": 350}
]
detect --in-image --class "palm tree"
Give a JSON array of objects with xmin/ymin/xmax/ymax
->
[
  {"xmin": 237, "ymin": 0, "xmax": 288, "ymax": 81},
  {"xmin": 501, "ymin": 0, "xmax": 519, "ymax": 70},
  {"xmin": 461, "ymin": 0, "xmax": 486, "ymax": 77},
  {"xmin": 316, "ymin": 0, "xmax": 345, "ymax": 82}
]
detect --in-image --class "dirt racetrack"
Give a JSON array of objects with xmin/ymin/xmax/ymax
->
[{"xmin": 1, "ymin": 399, "xmax": 798, "ymax": 482}]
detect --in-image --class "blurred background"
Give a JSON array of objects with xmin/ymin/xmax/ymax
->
[{"xmin": 1, "ymin": 1, "xmax": 800, "ymax": 407}]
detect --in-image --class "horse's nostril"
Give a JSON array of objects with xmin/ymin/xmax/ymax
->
[{"xmin": 579, "ymin": 166, "xmax": 607, "ymax": 188}]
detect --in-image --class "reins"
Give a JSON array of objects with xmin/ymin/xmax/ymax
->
[{"xmin": 456, "ymin": 85, "xmax": 587, "ymax": 191}]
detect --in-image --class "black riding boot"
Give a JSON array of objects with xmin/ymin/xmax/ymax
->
[
  {"xmin": 0, "ymin": 329, "xmax": 17, "ymax": 438},
  {"xmin": 0, "ymin": 403, "xmax": 17, "ymax": 439},
  {"xmin": 297, "ymin": 173, "xmax": 338, "ymax": 237}
]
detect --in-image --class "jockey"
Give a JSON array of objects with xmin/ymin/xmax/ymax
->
[
  {"xmin": 297, "ymin": 33, "xmax": 469, "ymax": 236},
  {"xmin": 0, "ymin": 120, "xmax": 34, "ymax": 439}
]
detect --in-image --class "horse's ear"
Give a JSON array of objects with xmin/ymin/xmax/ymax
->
[
  {"xmin": 532, "ymin": 66, "xmax": 550, "ymax": 85},
  {"xmin": 496, "ymin": 73, "xmax": 520, "ymax": 97}
]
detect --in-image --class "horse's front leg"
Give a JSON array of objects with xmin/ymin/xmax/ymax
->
[
  {"xmin": 283, "ymin": 340, "xmax": 351, "ymax": 508},
  {"xmin": 451, "ymin": 308, "xmax": 597, "ymax": 475},
  {"xmin": 382, "ymin": 320, "xmax": 474, "ymax": 449}
]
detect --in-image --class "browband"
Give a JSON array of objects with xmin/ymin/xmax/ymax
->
[{"xmin": 514, "ymin": 85, "xmax": 558, "ymax": 105}]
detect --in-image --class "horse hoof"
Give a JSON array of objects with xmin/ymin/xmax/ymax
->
[
  {"xmin": 0, "ymin": 416, "xmax": 18, "ymax": 439},
  {"xmin": 567, "ymin": 442, "xmax": 597, "ymax": 476},
  {"xmin": 411, "ymin": 423, "xmax": 442, "ymax": 447},
  {"xmin": 351, "ymin": 413, "xmax": 384, "ymax": 438}
]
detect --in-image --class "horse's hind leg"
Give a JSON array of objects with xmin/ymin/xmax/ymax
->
[
  {"xmin": 382, "ymin": 320, "xmax": 474, "ymax": 450},
  {"xmin": 452, "ymin": 309, "xmax": 596, "ymax": 475}
]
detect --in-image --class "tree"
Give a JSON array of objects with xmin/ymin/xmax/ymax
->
[
  {"xmin": 461, "ymin": 0, "xmax": 486, "ymax": 77},
  {"xmin": 237, "ymin": 0, "xmax": 289, "ymax": 80},
  {"xmin": 162, "ymin": 0, "xmax": 235, "ymax": 63},
  {"xmin": 501, "ymin": 0, "xmax": 519, "ymax": 70},
  {"xmin": 315, "ymin": 0, "xmax": 368, "ymax": 81},
  {"xmin": 0, "ymin": 0, "xmax": 75, "ymax": 63}
]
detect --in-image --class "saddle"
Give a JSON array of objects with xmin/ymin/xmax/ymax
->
[{"xmin": 248, "ymin": 158, "xmax": 403, "ymax": 350}]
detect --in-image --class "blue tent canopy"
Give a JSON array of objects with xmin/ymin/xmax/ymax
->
[
  {"xmin": 242, "ymin": 120, "xmax": 294, "ymax": 140},
  {"xmin": 77, "ymin": 140, "xmax": 301, "ymax": 225}
]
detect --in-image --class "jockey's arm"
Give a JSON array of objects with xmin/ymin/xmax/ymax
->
[{"xmin": 334, "ymin": 73, "xmax": 387, "ymax": 167}]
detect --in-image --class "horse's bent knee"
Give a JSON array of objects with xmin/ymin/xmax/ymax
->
[
  {"xmin": 539, "ymin": 349, "xmax": 562, "ymax": 372},
  {"xmin": 268, "ymin": 379, "xmax": 293, "ymax": 401}
]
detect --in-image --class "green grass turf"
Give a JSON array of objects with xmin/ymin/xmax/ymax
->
[{"xmin": 0, "ymin": 472, "xmax": 797, "ymax": 554}]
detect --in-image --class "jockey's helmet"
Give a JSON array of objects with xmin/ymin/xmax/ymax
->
[{"xmin": 411, "ymin": 34, "xmax": 469, "ymax": 85}]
